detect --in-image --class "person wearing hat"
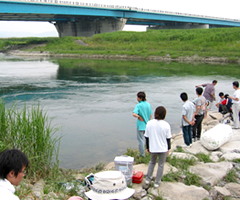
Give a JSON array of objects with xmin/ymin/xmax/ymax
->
[{"xmin": 85, "ymin": 170, "xmax": 135, "ymax": 200}]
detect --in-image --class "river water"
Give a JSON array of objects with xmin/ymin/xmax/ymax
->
[{"xmin": 0, "ymin": 53, "xmax": 239, "ymax": 169}]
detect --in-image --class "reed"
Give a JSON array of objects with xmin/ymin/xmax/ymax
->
[{"xmin": 0, "ymin": 100, "xmax": 61, "ymax": 178}]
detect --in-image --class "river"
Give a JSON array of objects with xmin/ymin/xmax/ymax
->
[{"xmin": 0, "ymin": 53, "xmax": 239, "ymax": 169}]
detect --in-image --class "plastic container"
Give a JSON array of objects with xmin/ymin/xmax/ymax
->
[
  {"xmin": 114, "ymin": 155, "xmax": 134, "ymax": 185},
  {"xmin": 132, "ymin": 170, "xmax": 143, "ymax": 184}
]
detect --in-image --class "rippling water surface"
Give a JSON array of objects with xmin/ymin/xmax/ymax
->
[{"xmin": 0, "ymin": 53, "xmax": 239, "ymax": 169}]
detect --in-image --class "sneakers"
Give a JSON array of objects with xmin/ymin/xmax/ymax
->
[
  {"xmin": 145, "ymin": 180, "xmax": 150, "ymax": 184},
  {"xmin": 154, "ymin": 183, "xmax": 159, "ymax": 188}
]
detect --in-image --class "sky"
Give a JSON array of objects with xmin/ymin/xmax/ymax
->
[{"xmin": 0, "ymin": 0, "xmax": 240, "ymax": 37}]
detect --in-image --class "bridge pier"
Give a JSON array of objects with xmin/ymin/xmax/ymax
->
[
  {"xmin": 54, "ymin": 18, "xmax": 127, "ymax": 37},
  {"xmin": 147, "ymin": 23, "xmax": 209, "ymax": 30}
]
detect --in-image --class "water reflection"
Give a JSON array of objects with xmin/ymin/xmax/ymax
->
[{"xmin": 1, "ymin": 55, "xmax": 240, "ymax": 169}]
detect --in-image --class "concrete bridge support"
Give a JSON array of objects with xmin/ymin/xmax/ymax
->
[
  {"xmin": 148, "ymin": 23, "xmax": 209, "ymax": 30},
  {"xmin": 54, "ymin": 18, "xmax": 127, "ymax": 37}
]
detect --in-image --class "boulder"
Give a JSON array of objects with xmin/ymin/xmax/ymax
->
[
  {"xmin": 149, "ymin": 182, "xmax": 210, "ymax": 200},
  {"xmin": 221, "ymin": 152, "xmax": 240, "ymax": 161},
  {"xmin": 170, "ymin": 152, "xmax": 198, "ymax": 161},
  {"xmin": 224, "ymin": 183, "xmax": 240, "ymax": 198},
  {"xmin": 189, "ymin": 162, "xmax": 233, "ymax": 186},
  {"xmin": 132, "ymin": 163, "xmax": 178, "ymax": 176}
]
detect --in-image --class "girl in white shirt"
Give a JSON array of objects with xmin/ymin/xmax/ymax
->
[{"xmin": 144, "ymin": 106, "xmax": 172, "ymax": 188}]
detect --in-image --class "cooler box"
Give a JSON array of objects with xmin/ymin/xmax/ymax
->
[
  {"xmin": 132, "ymin": 170, "xmax": 143, "ymax": 184},
  {"xmin": 114, "ymin": 156, "xmax": 134, "ymax": 184}
]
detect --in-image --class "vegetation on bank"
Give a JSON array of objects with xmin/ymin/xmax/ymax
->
[{"xmin": 1, "ymin": 27, "xmax": 240, "ymax": 61}]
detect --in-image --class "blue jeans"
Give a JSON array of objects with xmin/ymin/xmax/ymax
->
[
  {"xmin": 137, "ymin": 129, "xmax": 145, "ymax": 157},
  {"xmin": 182, "ymin": 125, "xmax": 192, "ymax": 146}
]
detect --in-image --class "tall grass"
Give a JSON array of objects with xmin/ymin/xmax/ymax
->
[{"xmin": 0, "ymin": 100, "xmax": 61, "ymax": 179}]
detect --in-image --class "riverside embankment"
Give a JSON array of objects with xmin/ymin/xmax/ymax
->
[
  {"xmin": 17, "ymin": 111, "xmax": 240, "ymax": 200},
  {"xmin": 1, "ymin": 27, "xmax": 240, "ymax": 64},
  {"xmin": 5, "ymin": 49, "xmax": 239, "ymax": 64}
]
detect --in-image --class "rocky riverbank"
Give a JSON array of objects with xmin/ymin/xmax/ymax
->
[
  {"xmin": 5, "ymin": 49, "xmax": 240, "ymax": 64},
  {"xmin": 19, "ymin": 111, "xmax": 240, "ymax": 200}
]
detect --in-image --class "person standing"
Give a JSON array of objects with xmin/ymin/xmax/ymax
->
[
  {"xmin": 192, "ymin": 87, "xmax": 207, "ymax": 141},
  {"xmin": 144, "ymin": 106, "xmax": 171, "ymax": 188},
  {"xmin": 180, "ymin": 92, "xmax": 195, "ymax": 147},
  {"xmin": 133, "ymin": 91, "xmax": 152, "ymax": 157},
  {"xmin": 195, "ymin": 80, "xmax": 217, "ymax": 110},
  {"xmin": 0, "ymin": 149, "xmax": 29, "ymax": 200},
  {"xmin": 229, "ymin": 81, "xmax": 240, "ymax": 129}
]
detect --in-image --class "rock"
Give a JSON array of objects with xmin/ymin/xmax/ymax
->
[
  {"xmin": 221, "ymin": 152, "xmax": 240, "ymax": 161},
  {"xmin": 141, "ymin": 194, "xmax": 154, "ymax": 200},
  {"xmin": 32, "ymin": 179, "xmax": 45, "ymax": 199},
  {"xmin": 208, "ymin": 112, "xmax": 223, "ymax": 121},
  {"xmin": 75, "ymin": 40, "xmax": 88, "ymax": 46},
  {"xmin": 132, "ymin": 184, "xmax": 147, "ymax": 200},
  {"xmin": 214, "ymin": 186, "xmax": 231, "ymax": 197},
  {"xmin": 224, "ymin": 183, "xmax": 240, "ymax": 198},
  {"xmin": 149, "ymin": 182, "xmax": 210, "ymax": 200},
  {"xmin": 185, "ymin": 140, "xmax": 210, "ymax": 154},
  {"xmin": 206, "ymin": 119, "xmax": 220, "ymax": 126},
  {"xmin": 132, "ymin": 163, "xmax": 178, "ymax": 176},
  {"xmin": 170, "ymin": 152, "xmax": 198, "ymax": 161},
  {"xmin": 219, "ymin": 132, "xmax": 240, "ymax": 154},
  {"xmin": 189, "ymin": 162, "xmax": 233, "ymax": 186},
  {"xmin": 210, "ymin": 151, "xmax": 223, "ymax": 162}
]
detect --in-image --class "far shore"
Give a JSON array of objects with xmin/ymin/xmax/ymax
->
[{"xmin": 4, "ymin": 49, "xmax": 240, "ymax": 64}]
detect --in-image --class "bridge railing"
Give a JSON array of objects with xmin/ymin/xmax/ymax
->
[{"xmin": 6, "ymin": 0, "xmax": 240, "ymax": 22}]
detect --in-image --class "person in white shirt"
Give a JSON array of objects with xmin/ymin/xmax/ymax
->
[
  {"xmin": 0, "ymin": 149, "xmax": 29, "ymax": 200},
  {"xmin": 180, "ymin": 92, "xmax": 196, "ymax": 147},
  {"xmin": 144, "ymin": 106, "xmax": 172, "ymax": 188},
  {"xmin": 229, "ymin": 81, "xmax": 240, "ymax": 129}
]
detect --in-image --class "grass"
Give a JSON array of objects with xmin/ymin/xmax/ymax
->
[
  {"xmin": 1, "ymin": 28, "xmax": 240, "ymax": 61},
  {"xmin": 223, "ymin": 169, "xmax": 238, "ymax": 183},
  {"xmin": 167, "ymin": 155, "xmax": 197, "ymax": 171},
  {"xmin": 0, "ymin": 100, "xmax": 61, "ymax": 179},
  {"xmin": 194, "ymin": 153, "xmax": 213, "ymax": 163}
]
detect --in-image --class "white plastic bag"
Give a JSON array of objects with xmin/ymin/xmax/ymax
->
[{"xmin": 201, "ymin": 124, "xmax": 233, "ymax": 150}]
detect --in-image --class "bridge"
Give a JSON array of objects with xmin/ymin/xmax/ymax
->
[{"xmin": 1, "ymin": 0, "xmax": 240, "ymax": 37}]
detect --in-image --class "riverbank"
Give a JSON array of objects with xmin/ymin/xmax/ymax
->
[
  {"xmin": 1, "ymin": 27, "xmax": 240, "ymax": 63},
  {"xmin": 5, "ymin": 49, "xmax": 237, "ymax": 64},
  {"xmin": 16, "ymin": 111, "xmax": 240, "ymax": 200}
]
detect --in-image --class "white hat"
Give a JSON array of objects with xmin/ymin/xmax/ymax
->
[{"xmin": 85, "ymin": 171, "xmax": 135, "ymax": 200}]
